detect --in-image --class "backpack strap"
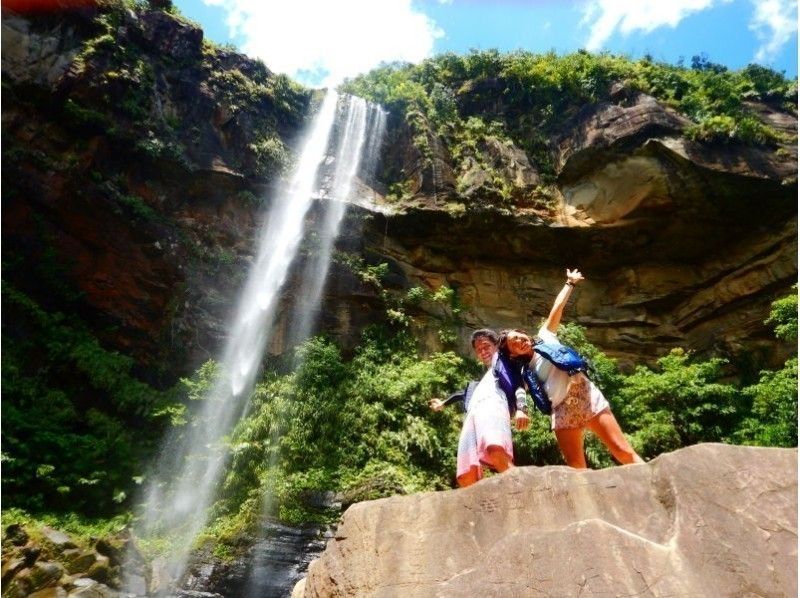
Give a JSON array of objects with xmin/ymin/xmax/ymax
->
[{"xmin": 521, "ymin": 364, "xmax": 552, "ymax": 415}]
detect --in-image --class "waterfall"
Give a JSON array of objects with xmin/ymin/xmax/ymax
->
[
  {"xmin": 285, "ymin": 96, "xmax": 386, "ymax": 348},
  {"xmin": 130, "ymin": 90, "xmax": 386, "ymax": 592}
]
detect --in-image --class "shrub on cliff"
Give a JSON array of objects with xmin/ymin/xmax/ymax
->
[{"xmin": 616, "ymin": 349, "xmax": 741, "ymax": 457}]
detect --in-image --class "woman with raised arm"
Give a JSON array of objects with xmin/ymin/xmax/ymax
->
[{"xmin": 500, "ymin": 269, "xmax": 644, "ymax": 468}]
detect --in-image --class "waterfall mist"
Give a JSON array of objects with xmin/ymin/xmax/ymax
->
[{"xmin": 129, "ymin": 90, "xmax": 385, "ymax": 592}]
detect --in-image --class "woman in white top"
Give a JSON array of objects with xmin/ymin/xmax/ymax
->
[{"xmin": 501, "ymin": 269, "xmax": 644, "ymax": 468}]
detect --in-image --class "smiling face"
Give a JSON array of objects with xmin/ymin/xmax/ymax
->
[
  {"xmin": 505, "ymin": 330, "xmax": 533, "ymax": 359},
  {"xmin": 472, "ymin": 336, "xmax": 498, "ymax": 367}
]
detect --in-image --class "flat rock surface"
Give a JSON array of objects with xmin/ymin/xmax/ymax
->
[{"xmin": 300, "ymin": 444, "xmax": 797, "ymax": 597}]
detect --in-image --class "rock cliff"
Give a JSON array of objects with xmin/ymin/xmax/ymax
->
[
  {"xmin": 350, "ymin": 86, "xmax": 797, "ymax": 368},
  {"xmin": 2, "ymin": 3, "xmax": 797, "ymax": 383},
  {"xmin": 296, "ymin": 443, "xmax": 797, "ymax": 597}
]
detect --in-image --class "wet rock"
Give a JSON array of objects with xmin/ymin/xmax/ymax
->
[
  {"xmin": 20, "ymin": 544, "xmax": 43, "ymax": 567},
  {"xmin": 29, "ymin": 587, "xmax": 68, "ymax": 598},
  {"xmin": 118, "ymin": 571, "xmax": 147, "ymax": 597},
  {"xmin": 184, "ymin": 521, "xmax": 328, "ymax": 598},
  {"xmin": 67, "ymin": 578, "xmax": 118, "ymax": 597},
  {"xmin": 26, "ymin": 561, "xmax": 64, "ymax": 592},
  {"xmin": 3, "ymin": 524, "xmax": 29, "ymax": 547},
  {"xmin": 40, "ymin": 528, "xmax": 77, "ymax": 551},
  {"xmin": 116, "ymin": 538, "xmax": 147, "ymax": 595},
  {"xmin": 148, "ymin": 557, "xmax": 173, "ymax": 596},
  {"xmin": 93, "ymin": 537, "xmax": 126, "ymax": 568},
  {"xmin": 84, "ymin": 555, "xmax": 112, "ymax": 585},
  {"xmin": 1, "ymin": 557, "xmax": 27, "ymax": 586},
  {"xmin": 61, "ymin": 549, "xmax": 98, "ymax": 575},
  {"xmin": 2, "ymin": 573, "xmax": 32, "ymax": 598}
]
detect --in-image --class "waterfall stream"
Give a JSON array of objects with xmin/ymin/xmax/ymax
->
[{"xmin": 129, "ymin": 90, "xmax": 386, "ymax": 594}]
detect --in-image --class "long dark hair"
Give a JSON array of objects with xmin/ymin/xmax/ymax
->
[{"xmin": 498, "ymin": 328, "xmax": 534, "ymax": 364}]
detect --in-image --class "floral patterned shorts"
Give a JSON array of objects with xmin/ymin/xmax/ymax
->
[{"xmin": 552, "ymin": 375, "xmax": 610, "ymax": 430}]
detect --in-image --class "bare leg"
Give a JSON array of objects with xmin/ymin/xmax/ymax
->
[
  {"xmin": 586, "ymin": 409, "xmax": 644, "ymax": 465},
  {"xmin": 485, "ymin": 445, "xmax": 513, "ymax": 473},
  {"xmin": 554, "ymin": 427, "xmax": 587, "ymax": 468}
]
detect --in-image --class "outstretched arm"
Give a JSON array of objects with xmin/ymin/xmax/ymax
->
[
  {"xmin": 543, "ymin": 269, "xmax": 584, "ymax": 333},
  {"xmin": 429, "ymin": 387, "xmax": 468, "ymax": 411}
]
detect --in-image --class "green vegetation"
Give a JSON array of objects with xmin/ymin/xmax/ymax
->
[
  {"xmin": 332, "ymin": 252, "xmax": 463, "ymax": 342},
  {"xmin": 1, "ymin": 285, "xmax": 182, "ymax": 514},
  {"xmin": 341, "ymin": 50, "xmax": 796, "ymax": 201},
  {"xmin": 248, "ymin": 136, "xmax": 291, "ymax": 177},
  {"xmin": 193, "ymin": 329, "xmax": 473, "ymax": 550},
  {"xmin": 617, "ymin": 349, "xmax": 740, "ymax": 455},
  {"xmin": 734, "ymin": 287, "xmax": 798, "ymax": 447},
  {"xmin": 1, "ymin": 507, "xmax": 132, "ymax": 550}
]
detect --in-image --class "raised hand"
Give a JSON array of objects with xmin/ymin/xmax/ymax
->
[{"xmin": 566, "ymin": 268, "xmax": 584, "ymax": 285}]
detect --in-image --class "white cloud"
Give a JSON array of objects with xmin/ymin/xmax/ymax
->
[
  {"xmin": 749, "ymin": 0, "xmax": 798, "ymax": 62},
  {"xmin": 203, "ymin": 0, "xmax": 443, "ymax": 86},
  {"xmin": 580, "ymin": 0, "xmax": 729, "ymax": 52}
]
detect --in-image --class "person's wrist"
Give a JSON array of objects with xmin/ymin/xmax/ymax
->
[{"xmin": 565, "ymin": 280, "xmax": 575, "ymax": 287}]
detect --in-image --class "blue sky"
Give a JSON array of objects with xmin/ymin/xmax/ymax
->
[{"xmin": 176, "ymin": 0, "xmax": 798, "ymax": 86}]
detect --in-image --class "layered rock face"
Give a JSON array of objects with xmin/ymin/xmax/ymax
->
[
  {"xmin": 296, "ymin": 444, "xmax": 797, "ymax": 597},
  {"xmin": 353, "ymin": 89, "xmax": 797, "ymax": 368}
]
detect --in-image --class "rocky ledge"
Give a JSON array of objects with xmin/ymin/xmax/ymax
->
[
  {"xmin": 295, "ymin": 443, "xmax": 797, "ymax": 597},
  {"xmin": 1, "ymin": 524, "xmax": 135, "ymax": 598}
]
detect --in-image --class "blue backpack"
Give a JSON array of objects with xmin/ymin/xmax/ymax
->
[{"xmin": 534, "ymin": 339, "xmax": 590, "ymax": 376}]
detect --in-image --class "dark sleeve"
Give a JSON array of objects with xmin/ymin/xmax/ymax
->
[
  {"xmin": 494, "ymin": 355, "xmax": 528, "ymax": 415},
  {"xmin": 442, "ymin": 390, "xmax": 465, "ymax": 407}
]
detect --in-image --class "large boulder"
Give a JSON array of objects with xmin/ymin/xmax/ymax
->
[{"xmin": 298, "ymin": 444, "xmax": 797, "ymax": 597}]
